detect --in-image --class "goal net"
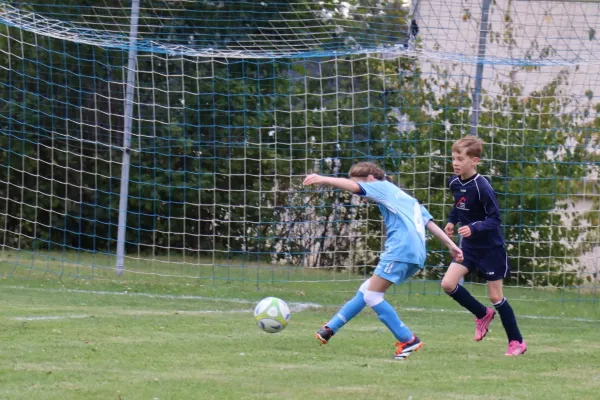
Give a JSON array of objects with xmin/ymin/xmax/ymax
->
[{"xmin": 0, "ymin": 0, "xmax": 598, "ymax": 295}]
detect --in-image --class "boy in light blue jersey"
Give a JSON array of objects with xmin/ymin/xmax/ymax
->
[{"xmin": 303, "ymin": 162, "xmax": 463, "ymax": 360}]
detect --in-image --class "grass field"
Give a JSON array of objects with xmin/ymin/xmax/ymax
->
[{"xmin": 1, "ymin": 252, "xmax": 600, "ymax": 399}]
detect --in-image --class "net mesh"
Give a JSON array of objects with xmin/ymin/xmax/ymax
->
[{"xmin": 0, "ymin": 0, "xmax": 598, "ymax": 295}]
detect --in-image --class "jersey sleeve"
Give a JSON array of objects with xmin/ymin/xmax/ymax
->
[
  {"xmin": 354, "ymin": 184, "xmax": 367, "ymax": 196},
  {"xmin": 355, "ymin": 181, "xmax": 386, "ymax": 202},
  {"xmin": 420, "ymin": 205, "xmax": 433, "ymax": 225},
  {"xmin": 447, "ymin": 176, "xmax": 459, "ymax": 224},
  {"xmin": 448, "ymin": 205, "xmax": 458, "ymax": 224},
  {"xmin": 470, "ymin": 178, "xmax": 501, "ymax": 233}
]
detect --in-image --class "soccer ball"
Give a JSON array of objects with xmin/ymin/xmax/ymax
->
[{"xmin": 253, "ymin": 297, "xmax": 291, "ymax": 333}]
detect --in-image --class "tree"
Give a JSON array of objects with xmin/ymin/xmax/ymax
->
[{"xmin": 0, "ymin": 0, "xmax": 597, "ymax": 287}]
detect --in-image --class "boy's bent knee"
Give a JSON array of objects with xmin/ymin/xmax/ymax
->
[
  {"xmin": 487, "ymin": 280, "xmax": 504, "ymax": 304},
  {"xmin": 363, "ymin": 290, "xmax": 385, "ymax": 307},
  {"xmin": 441, "ymin": 279, "xmax": 457, "ymax": 294},
  {"xmin": 489, "ymin": 294, "xmax": 504, "ymax": 304},
  {"xmin": 358, "ymin": 279, "xmax": 370, "ymax": 294}
]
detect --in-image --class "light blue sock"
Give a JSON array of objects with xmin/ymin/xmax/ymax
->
[
  {"xmin": 326, "ymin": 291, "xmax": 366, "ymax": 333},
  {"xmin": 372, "ymin": 300, "xmax": 413, "ymax": 342}
]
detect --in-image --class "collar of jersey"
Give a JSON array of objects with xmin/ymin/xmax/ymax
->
[{"xmin": 457, "ymin": 173, "xmax": 479, "ymax": 185}]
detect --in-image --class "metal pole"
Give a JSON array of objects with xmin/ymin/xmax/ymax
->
[
  {"xmin": 116, "ymin": 0, "xmax": 141, "ymax": 275},
  {"xmin": 460, "ymin": 0, "xmax": 491, "ymax": 287},
  {"xmin": 469, "ymin": 0, "xmax": 491, "ymax": 136}
]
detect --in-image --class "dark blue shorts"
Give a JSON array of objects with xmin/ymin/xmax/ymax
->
[{"xmin": 454, "ymin": 247, "xmax": 510, "ymax": 281}]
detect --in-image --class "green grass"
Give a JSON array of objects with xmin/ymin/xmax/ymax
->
[
  {"xmin": 0, "ymin": 248, "xmax": 376, "ymax": 284},
  {"xmin": 1, "ymin": 251, "xmax": 600, "ymax": 399}
]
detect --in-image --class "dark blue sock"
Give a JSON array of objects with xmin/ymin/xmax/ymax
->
[
  {"xmin": 494, "ymin": 297, "xmax": 523, "ymax": 343},
  {"xmin": 447, "ymin": 285, "xmax": 487, "ymax": 319}
]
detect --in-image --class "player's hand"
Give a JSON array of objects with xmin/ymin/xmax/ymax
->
[
  {"xmin": 444, "ymin": 223, "xmax": 455, "ymax": 237},
  {"xmin": 449, "ymin": 244, "xmax": 464, "ymax": 263},
  {"xmin": 457, "ymin": 225, "xmax": 472, "ymax": 238},
  {"xmin": 303, "ymin": 173, "xmax": 326, "ymax": 186}
]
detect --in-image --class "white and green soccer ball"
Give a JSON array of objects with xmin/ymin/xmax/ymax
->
[{"xmin": 253, "ymin": 297, "xmax": 291, "ymax": 333}]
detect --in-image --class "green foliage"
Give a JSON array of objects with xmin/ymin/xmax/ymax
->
[{"xmin": 0, "ymin": 1, "xmax": 598, "ymax": 288}]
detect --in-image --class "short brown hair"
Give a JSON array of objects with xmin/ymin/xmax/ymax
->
[
  {"xmin": 348, "ymin": 161, "xmax": 389, "ymax": 181},
  {"xmin": 452, "ymin": 135, "xmax": 484, "ymax": 158}
]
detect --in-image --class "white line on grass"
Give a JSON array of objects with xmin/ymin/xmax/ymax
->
[
  {"xmin": 3, "ymin": 285, "xmax": 599, "ymax": 323},
  {"xmin": 10, "ymin": 307, "xmax": 600, "ymax": 324},
  {"xmin": 2, "ymin": 285, "xmax": 321, "ymax": 312},
  {"xmin": 11, "ymin": 314, "xmax": 89, "ymax": 321},
  {"xmin": 9, "ymin": 309, "xmax": 253, "ymax": 321}
]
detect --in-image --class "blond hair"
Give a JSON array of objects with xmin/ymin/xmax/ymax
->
[
  {"xmin": 348, "ymin": 162, "xmax": 392, "ymax": 182},
  {"xmin": 452, "ymin": 135, "xmax": 484, "ymax": 158}
]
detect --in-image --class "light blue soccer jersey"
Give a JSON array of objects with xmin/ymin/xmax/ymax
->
[{"xmin": 357, "ymin": 181, "xmax": 433, "ymax": 267}]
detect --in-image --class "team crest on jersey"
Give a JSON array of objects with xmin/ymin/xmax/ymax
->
[{"xmin": 456, "ymin": 196, "xmax": 469, "ymax": 211}]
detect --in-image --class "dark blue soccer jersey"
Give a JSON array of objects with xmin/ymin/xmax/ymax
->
[{"xmin": 448, "ymin": 174, "xmax": 505, "ymax": 249}]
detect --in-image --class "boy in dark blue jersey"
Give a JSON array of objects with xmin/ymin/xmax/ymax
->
[{"xmin": 441, "ymin": 135, "xmax": 527, "ymax": 356}]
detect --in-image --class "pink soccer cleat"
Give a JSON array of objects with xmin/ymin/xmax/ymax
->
[
  {"xmin": 474, "ymin": 307, "xmax": 495, "ymax": 341},
  {"xmin": 505, "ymin": 340, "xmax": 527, "ymax": 356}
]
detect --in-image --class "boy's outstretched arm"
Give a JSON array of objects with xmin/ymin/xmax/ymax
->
[
  {"xmin": 426, "ymin": 220, "xmax": 464, "ymax": 262},
  {"xmin": 303, "ymin": 174, "xmax": 362, "ymax": 194}
]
